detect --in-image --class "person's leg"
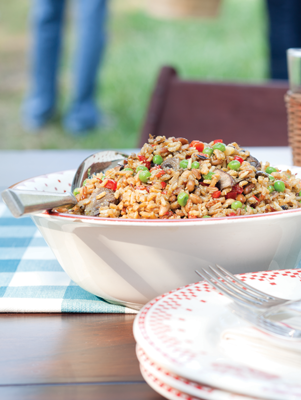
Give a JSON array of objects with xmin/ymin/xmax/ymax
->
[
  {"xmin": 64, "ymin": 0, "xmax": 108, "ymax": 134},
  {"xmin": 23, "ymin": 0, "xmax": 66, "ymax": 130},
  {"xmin": 266, "ymin": 0, "xmax": 301, "ymax": 80}
]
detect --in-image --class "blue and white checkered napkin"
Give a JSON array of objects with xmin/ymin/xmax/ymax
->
[{"xmin": 0, "ymin": 203, "xmax": 137, "ymax": 313}]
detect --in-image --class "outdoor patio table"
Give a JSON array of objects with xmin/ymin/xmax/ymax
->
[{"xmin": 0, "ymin": 146, "xmax": 293, "ymax": 400}]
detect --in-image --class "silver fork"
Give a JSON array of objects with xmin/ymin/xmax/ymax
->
[
  {"xmin": 228, "ymin": 303, "xmax": 301, "ymax": 340},
  {"xmin": 195, "ymin": 265, "xmax": 301, "ymax": 339},
  {"xmin": 195, "ymin": 264, "xmax": 289, "ymax": 310}
]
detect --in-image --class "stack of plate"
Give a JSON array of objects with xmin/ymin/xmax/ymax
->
[{"xmin": 133, "ymin": 269, "xmax": 301, "ymax": 400}]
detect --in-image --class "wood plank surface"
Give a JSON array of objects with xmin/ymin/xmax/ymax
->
[
  {"xmin": 0, "ymin": 383, "xmax": 165, "ymax": 400},
  {"xmin": 0, "ymin": 314, "xmax": 142, "ymax": 385}
]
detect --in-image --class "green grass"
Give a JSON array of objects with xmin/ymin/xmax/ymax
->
[{"xmin": 0, "ymin": 0, "xmax": 268, "ymax": 150}]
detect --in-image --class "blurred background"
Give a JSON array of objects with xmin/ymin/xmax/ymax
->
[{"xmin": 0, "ymin": 0, "xmax": 269, "ymax": 150}]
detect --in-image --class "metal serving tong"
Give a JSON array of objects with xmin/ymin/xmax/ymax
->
[{"xmin": 1, "ymin": 151, "xmax": 128, "ymax": 218}]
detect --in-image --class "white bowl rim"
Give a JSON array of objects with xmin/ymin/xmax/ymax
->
[{"xmin": 10, "ymin": 169, "xmax": 301, "ymax": 226}]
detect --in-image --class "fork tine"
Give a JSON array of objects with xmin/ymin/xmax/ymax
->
[
  {"xmin": 208, "ymin": 265, "xmax": 270, "ymax": 304},
  {"xmin": 215, "ymin": 264, "xmax": 277, "ymax": 300},
  {"xmin": 195, "ymin": 269, "xmax": 264, "ymax": 308},
  {"xmin": 204, "ymin": 266, "xmax": 264, "ymax": 305},
  {"xmin": 229, "ymin": 303, "xmax": 301, "ymax": 339}
]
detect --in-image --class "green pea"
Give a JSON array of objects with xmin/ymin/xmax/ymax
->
[
  {"xmin": 73, "ymin": 188, "xmax": 80, "ymax": 196},
  {"xmin": 153, "ymin": 155, "xmax": 163, "ymax": 165},
  {"xmin": 177, "ymin": 192, "xmax": 189, "ymax": 207},
  {"xmin": 203, "ymin": 171, "xmax": 215, "ymax": 180},
  {"xmin": 202, "ymin": 215, "xmax": 212, "ymax": 218},
  {"xmin": 268, "ymin": 174, "xmax": 275, "ymax": 181},
  {"xmin": 227, "ymin": 160, "xmax": 241, "ymax": 171},
  {"xmin": 231, "ymin": 201, "xmax": 243, "ymax": 210},
  {"xmin": 82, "ymin": 179, "xmax": 88, "ymax": 186},
  {"xmin": 268, "ymin": 185, "xmax": 274, "ymax": 193},
  {"xmin": 136, "ymin": 165, "xmax": 149, "ymax": 173},
  {"xmin": 212, "ymin": 143, "xmax": 226, "ymax": 152},
  {"xmin": 191, "ymin": 161, "xmax": 200, "ymax": 169},
  {"xmin": 180, "ymin": 160, "xmax": 189, "ymax": 169},
  {"xmin": 124, "ymin": 168, "xmax": 134, "ymax": 174},
  {"xmin": 274, "ymin": 180, "xmax": 285, "ymax": 192},
  {"xmin": 139, "ymin": 170, "xmax": 151, "ymax": 183},
  {"xmin": 299, "ymin": 191, "xmax": 301, "ymax": 196},
  {"xmin": 266, "ymin": 166, "xmax": 277, "ymax": 174},
  {"xmin": 203, "ymin": 148, "xmax": 213, "ymax": 156}
]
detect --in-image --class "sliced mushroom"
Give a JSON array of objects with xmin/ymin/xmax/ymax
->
[
  {"xmin": 214, "ymin": 169, "xmax": 235, "ymax": 190},
  {"xmin": 85, "ymin": 187, "xmax": 117, "ymax": 216},
  {"xmin": 246, "ymin": 155, "xmax": 261, "ymax": 170},
  {"xmin": 281, "ymin": 205, "xmax": 289, "ymax": 210},
  {"xmin": 255, "ymin": 171, "xmax": 269, "ymax": 179},
  {"xmin": 161, "ymin": 157, "xmax": 180, "ymax": 171}
]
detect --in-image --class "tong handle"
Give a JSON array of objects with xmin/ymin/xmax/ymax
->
[{"xmin": 1, "ymin": 188, "xmax": 77, "ymax": 218}]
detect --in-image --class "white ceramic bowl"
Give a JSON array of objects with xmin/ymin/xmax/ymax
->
[{"xmin": 11, "ymin": 166, "xmax": 301, "ymax": 310}]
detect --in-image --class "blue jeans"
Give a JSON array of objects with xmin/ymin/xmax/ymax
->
[
  {"xmin": 266, "ymin": 0, "xmax": 301, "ymax": 80},
  {"xmin": 23, "ymin": 0, "xmax": 107, "ymax": 133}
]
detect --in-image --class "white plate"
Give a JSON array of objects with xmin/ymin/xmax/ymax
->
[
  {"xmin": 133, "ymin": 269, "xmax": 301, "ymax": 400},
  {"xmin": 140, "ymin": 364, "xmax": 200, "ymax": 400},
  {"xmin": 137, "ymin": 345, "xmax": 259, "ymax": 400}
]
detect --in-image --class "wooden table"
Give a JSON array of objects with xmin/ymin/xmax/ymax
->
[
  {"xmin": 0, "ymin": 148, "xmax": 293, "ymax": 400},
  {"xmin": 0, "ymin": 314, "xmax": 164, "ymax": 400}
]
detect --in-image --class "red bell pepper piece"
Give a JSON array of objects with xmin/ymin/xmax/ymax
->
[
  {"xmin": 228, "ymin": 212, "xmax": 237, "ymax": 216},
  {"xmin": 212, "ymin": 190, "xmax": 221, "ymax": 198},
  {"xmin": 104, "ymin": 179, "xmax": 117, "ymax": 191},
  {"xmin": 233, "ymin": 183, "xmax": 244, "ymax": 194},
  {"xmin": 226, "ymin": 191, "xmax": 237, "ymax": 199},
  {"xmin": 234, "ymin": 156, "xmax": 244, "ymax": 164},
  {"xmin": 138, "ymin": 155, "xmax": 151, "ymax": 169},
  {"xmin": 138, "ymin": 155, "xmax": 146, "ymax": 162},
  {"xmin": 213, "ymin": 139, "xmax": 223, "ymax": 144},
  {"xmin": 189, "ymin": 141, "xmax": 204, "ymax": 152},
  {"xmin": 226, "ymin": 183, "xmax": 244, "ymax": 199},
  {"xmin": 161, "ymin": 182, "xmax": 167, "ymax": 189},
  {"xmin": 156, "ymin": 170, "xmax": 166, "ymax": 178}
]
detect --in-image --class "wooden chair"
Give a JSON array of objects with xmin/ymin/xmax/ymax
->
[{"xmin": 139, "ymin": 66, "xmax": 289, "ymax": 147}]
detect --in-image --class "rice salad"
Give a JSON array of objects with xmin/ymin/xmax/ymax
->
[{"xmin": 56, "ymin": 136, "xmax": 301, "ymax": 219}]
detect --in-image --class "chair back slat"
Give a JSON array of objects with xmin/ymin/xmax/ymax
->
[{"xmin": 139, "ymin": 66, "xmax": 289, "ymax": 147}]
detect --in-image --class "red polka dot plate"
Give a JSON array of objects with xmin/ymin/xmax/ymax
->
[
  {"xmin": 133, "ymin": 269, "xmax": 301, "ymax": 400},
  {"xmin": 140, "ymin": 364, "xmax": 200, "ymax": 400},
  {"xmin": 137, "ymin": 345, "xmax": 259, "ymax": 400}
]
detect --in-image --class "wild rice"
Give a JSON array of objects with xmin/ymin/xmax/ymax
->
[{"xmin": 55, "ymin": 136, "xmax": 301, "ymax": 219}]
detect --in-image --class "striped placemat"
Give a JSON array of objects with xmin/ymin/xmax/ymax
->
[{"xmin": 0, "ymin": 203, "xmax": 137, "ymax": 313}]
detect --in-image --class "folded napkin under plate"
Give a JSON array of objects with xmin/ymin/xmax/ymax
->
[{"xmin": 0, "ymin": 203, "xmax": 137, "ymax": 314}]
